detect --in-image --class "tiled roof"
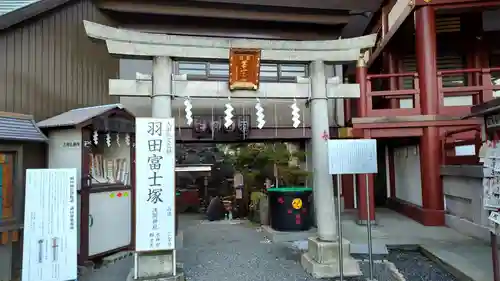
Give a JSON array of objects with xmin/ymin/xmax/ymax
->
[
  {"xmin": 37, "ymin": 104, "xmax": 131, "ymax": 128},
  {"xmin": 0, "ymin": 112, "xmax": 47, "ymax": 142},
  {"xmin": 0, "ymin": 0, "xmax": 40, "ymax": 16}
]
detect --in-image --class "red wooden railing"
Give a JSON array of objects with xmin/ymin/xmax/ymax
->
[
  {"xmin": 359, "ymin": 67, "xmax": 500, "ymax": 119},
  {"xmin": 365, "ymin": 72, "xmax": 420, "ymax": 117},
  {"xmin": 437, "ymin": 68, "xmax": 497, "ymax": 116},
  {"xmin": 442, "ymin": 126, "xmax": 481, "ymax": 165}
]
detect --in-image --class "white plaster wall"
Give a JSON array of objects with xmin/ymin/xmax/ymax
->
[
  {"xmin": 394, "ymin": 145, "xmax": 423, "ymax": 206},
  {"xmin": 442, "ymin": 165, "xmax": 493, "ymax": 243},
  {"xmin": 399, "ymin": 96, "xmax": 473, "ymax": 109},
  {"xmin": 47, "ymin": 129, "xmax": 83, "ymax": 189},
  {"xmin": 443, "ymin": 96, "xmax": 473, "ymax": 107},
  {"xmin": 88, "ymin": 191, "xmax": 131, "ymax": 256}
]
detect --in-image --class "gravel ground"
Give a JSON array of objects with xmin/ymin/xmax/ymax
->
[
  {"xmin": 178, "ymin": 218, "xmax": 332, "ymax": 281},
  {"xmin": 357, "ymin": 261, "xmax": 400, "ymax": 281},
  {"xmin": 387, "ymin": 249, "xmax": 458, "ymax": 281},
  {"xmin": 178, "ymin": 216, "xmax": 379, "ymax": 281}
]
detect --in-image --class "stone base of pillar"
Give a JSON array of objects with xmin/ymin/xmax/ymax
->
[
  {"xmin": 356, "ymin": 219, "xmax": 377, "ymax": 226},
  {"xmin": 301, "ymin": 237, "xmax": 362, "ymax": 278},
  {"xmin": 132, "ymin": 252, "xmax": 184, "ymax": 281},
  {"xmin": 126, "ymin": 268, "xmax": 185, "ymax": 281}
]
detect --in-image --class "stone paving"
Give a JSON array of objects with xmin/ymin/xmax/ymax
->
[
  {"xmin": 78, "ymin": 213, "xmax": 464, "ymax": 281},
  {"xmin": 78, "ymin": 215, "xmax": 367, "ymax": 281}
]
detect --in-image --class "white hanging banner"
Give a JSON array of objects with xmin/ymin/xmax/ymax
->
[
  {"xmin": 135, "ymin": 118, "xmax": 176, "ymax": 251},
  {"xmin": 22, "ymin": 168, "xmax": 78, "ymax": 281},
  {"xmin": 327, "ymin": 139, "xmax": 378, "ymax": 175}
]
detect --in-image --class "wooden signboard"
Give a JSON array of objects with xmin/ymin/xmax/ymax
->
[
  {"xmin": 135, "ymin": 118, "xmax": 176, "ymax": 251},
  {"xmin": 192, "ymin": 115, "xmax": 251, "ymax": 141},
  {"xmin": 229, "ymin": 48, "xmax": 261, "ymax": 91},
  {"xmin": 486, "ymin": 113, "xmax": 500, "ymax": 131}
]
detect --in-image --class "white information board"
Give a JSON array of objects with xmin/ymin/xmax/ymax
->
[
  {"xmin": 327, "ymin": 139, "xmax": 378, "ymax": 175},
  {"xmin": 22, "ymin": 168, "xmax": 77, "ymax": 281},
  {"xmin": 135, "ymin": 118, "xmax": 176, "ymax": 251},
  {"xmin": 482, "ymin": 141, "xmax": 500, "ymax": 209}
]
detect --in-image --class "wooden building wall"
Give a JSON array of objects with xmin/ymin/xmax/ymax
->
[{"xmin": 0, "ymin": 0, "xmax": 119, "ymax": 121}]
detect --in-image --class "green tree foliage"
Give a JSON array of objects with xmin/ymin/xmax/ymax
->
[
  {"xmin": 175, "ymin": 144, "xmax": 235, "ymax": 189},
  {"xmin": 226, "ymin": 142, "xmax": 309, "ymax": 188}
]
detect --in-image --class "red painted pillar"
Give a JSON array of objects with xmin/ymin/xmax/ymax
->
[
  {"xmin": 342, "ymin": 75, "xmax": 354, "ymax": 209},
  {"xmin": 344, "ymin": 100, "xmax": 352, "ymax": 124},
  {"xmin": 355, "ymin": 59, "xmax": 376, "ymax": 223},
  {"xmin": 381, "ymin": 3, "xmax": 399, "ymax": 109},
  {"xmin": 416, "ymin": 6, "xmax": 439, "ymax": 115},
  {"xmin": 415, "ymin": 6, "xmax": 444, "ymax": 226},
  {"xmin": 341, "ymin": 175, "xmax": 355, "ymax": 209},
  {"xmin": 388, "ymin": 53, "xmax": 399, "ymax": 108},
  {"xmin": 356, "ymin": 58, "xmax": 368, "ymax": 117},
  {"xmin": 357, "ymin": 169, "xmax": 376, "ymax": 223},
  {"xmin": 388, "ymin": 146, "xmax": 396, "ymax": 199},
  {"xmin": 419, "ymin": 126, "xmax": 444, "ymax": 225}
]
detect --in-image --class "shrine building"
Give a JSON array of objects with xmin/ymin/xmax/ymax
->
[{"xmin": 0, "ymin": 0, "xmax": 497, "ymax": 238}]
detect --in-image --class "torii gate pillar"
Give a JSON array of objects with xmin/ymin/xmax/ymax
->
[{"xmin": 152, "ymin": 56, "xmax": 173, "ymax": 118}]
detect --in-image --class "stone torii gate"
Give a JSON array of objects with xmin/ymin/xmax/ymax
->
[{"xmin": 84, "ymin": 20, "xmax": 376, "ymax": 279}]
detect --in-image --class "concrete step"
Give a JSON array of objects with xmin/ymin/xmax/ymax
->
[{"xmin": 349, "ymin": 243, "xmax": 389, "ymax": 255}]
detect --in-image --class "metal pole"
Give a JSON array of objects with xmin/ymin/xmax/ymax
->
[
  {"xmin": 173, "ymin": 250, "xmax": 177, "ymax": 276},
  {"xmin": 134, "ymin": 252, "xmax": 139, "ymax": 279},
  {"xmin": 492, "ymin": 226, "xmax": 500, "ymax": 281},
  {"xmin": 336, "ymin": 175, "xmax": 344, "ymax": 281},
  {"xmin": 365, "ymin": 173, "xmax": 374, "ymax": 280}
]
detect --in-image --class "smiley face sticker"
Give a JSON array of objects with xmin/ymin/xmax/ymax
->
[{"xmin": 292, "ymin": 198, "xmax": 303, "ymax": 210}]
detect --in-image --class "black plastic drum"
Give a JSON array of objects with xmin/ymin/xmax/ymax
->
[{"xmin": 268, "ymin": 187, "xmax": 312, "ymax": 231}]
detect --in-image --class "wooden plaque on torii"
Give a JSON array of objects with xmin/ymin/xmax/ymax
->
[{"xmin": 229, "ymin": 48, "xmax": 261, "ymax": 91}]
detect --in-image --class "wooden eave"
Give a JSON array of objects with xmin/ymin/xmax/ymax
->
[
  {"xmin": 0, "ymin": 0, "xmax": 74, "ymax": 31},
  {"xmin": 176, "ymin": 0, "xmax": 382, "ymax": 12},
  {"xmin": 96, "ymin": 0, "xmax": 353, "ymax": 26},
  {"xmin": 468, "ymin": 98, "xmax": 500, "ymax": 118}
]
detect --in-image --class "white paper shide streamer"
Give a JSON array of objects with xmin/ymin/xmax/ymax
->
[
  {"xmin": 255, "ymin": 99, "xmax": 265, "ymax": 129},
  {"xmin": 290, "ymin": 99, "xmax": 301, "ymax": 128},
  {"xmin": 106, "ymin": 132, "xmax": 111, "ymax": 147},
  {"xmin": 224, "ymin": 101, "xmax": 234, "ymax": 129},
  {"xmin": 125, "ymin": 133, "xmax": 131, "ymax": 147},
  {"xmin": 184, "ymin": 98, "xmax": 193, "ymax": 126},
  {"xmin": 93, "ymin": 130, "xmax": 99, "ymax": 145},
  {"xmin": 116, "ymin": 133, "xmax": 120, "ymax": 147}
]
